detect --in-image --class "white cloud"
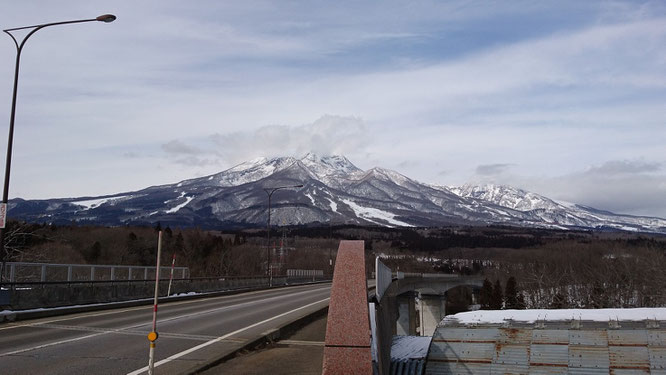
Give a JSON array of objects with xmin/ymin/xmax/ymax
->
[
  {"xmin": 209, "ymin": 115, "xmax": 367, "ymax": 165},
  {"xmin": 0, "ymin": 1, "xmax": 664, "ymax": 219}
]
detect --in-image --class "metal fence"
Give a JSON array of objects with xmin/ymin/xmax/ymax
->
[{"xmin": 1, "ymin": 261, "xmax": 189, "ymax": 283}]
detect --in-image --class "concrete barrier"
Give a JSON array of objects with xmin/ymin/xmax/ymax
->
[{"xmin": 3, "ymin": 276, "xmax": 327, "ymax": 311}]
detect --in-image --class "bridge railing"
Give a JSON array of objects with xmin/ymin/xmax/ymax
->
[
  {"xmin": 1, "ymin": 274, "xmax": 331, "ymax": 310},
  {"xmin": 2, "ymin": 261, "xmax": 189, "ymax": 283}
]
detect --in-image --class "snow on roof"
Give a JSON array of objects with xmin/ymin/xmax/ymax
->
[
  {"xmin": 443, "ymin": 308, "xmax": 666, "ymax": 325},
  {"xmin": 391, "ymin": 335, "xmax": 432, "ymax": 360}
]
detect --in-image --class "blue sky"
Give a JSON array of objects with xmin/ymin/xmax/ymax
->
[{"xmin": 0, "ymin": 0, "xmax": 665, "ymax": 217}]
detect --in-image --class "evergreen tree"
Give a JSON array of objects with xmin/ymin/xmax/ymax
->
[
  {"xmin": 164, "ymin": 226, "xmax": 173, "ymax": 237},
  {"xmin": 490, "ymin": 279, "xmax": 503, "ymax": 309},
  {"xmin": 505, "ymin": 276, "xmax": 520, "ymax": 309},
  {"xmin": 154, "ymin": 222, "xmax": 162, "ymax": 232},
  {"xmin": 175, "ymin": 232, "xmax": 184, "ymax": 252},
  {"xmin": 479, "ymin": 278, "xmax": 493, "ymax": 310},
  {"xmin": 83, "ymin": 241, "xmax": 102, "ymax": 263}
]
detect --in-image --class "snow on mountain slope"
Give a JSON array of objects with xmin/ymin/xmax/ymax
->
[
  {"xmin": 448, "ymin": 183, "xmax": 666, "ymax": 232},
  {"xmin": 449, "ymin": 184, "xmax": 562, "ymax": 211},
  {"xmin": 7, "ymin": 154, "xmax": 666, "ymax": 233}
]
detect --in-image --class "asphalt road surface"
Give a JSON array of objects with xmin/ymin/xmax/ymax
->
[{"xmin": 0, "ymin": 283, "xmax": 331, "ymax": 374}]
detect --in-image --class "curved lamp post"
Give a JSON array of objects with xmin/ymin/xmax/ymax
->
[
  {"xmin": 263, "ymin": 184, "xmax": 303, "ymax": 284},
  {"xmin": 0, "ymin": 14, "xmax": 116, "ymax": 282}
]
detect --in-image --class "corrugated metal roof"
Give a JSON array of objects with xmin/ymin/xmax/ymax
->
[
  {"xmin": 649, "ymin": 347, "xmax": 666, "ymax": 371},
  {"xmin": 426, "ymin": 321, "xmax": 666, "ymax": 374},
  {"xmin": 389, "ymin": 359, "xmax": 426, "ymax": 375},
  {"xmin": 530, "ymin": 344, "xmax": 569, "ymax": 366},
  {"xmin": 648, "ymin": 330, "xmax": 666, "ymax": 346}
]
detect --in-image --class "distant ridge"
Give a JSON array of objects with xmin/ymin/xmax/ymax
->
[{"xmin": 8, "ymin": 153, "xmax": 666, "ymax": 233}]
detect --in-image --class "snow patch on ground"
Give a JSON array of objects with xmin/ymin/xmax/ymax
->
[
  {"xmin": 305, "ymin": 192, "xmax": 316, "ymax": 205},
  {"xmin": 444, "ymin": 308, "xmax": 666, "ymax": 325},
  {"xmin": 166, "ymin": 195, "xmax": 194, "ymax": 213},
  {"xmin": 342, "ymin": 199, "xmax": 413, "ymax": 227},
  {"xmin": 391, "ymin": 336, "xmax": 432, "ymax": 360}
]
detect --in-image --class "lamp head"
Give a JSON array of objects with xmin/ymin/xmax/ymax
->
[{"xmin": 96, "ymin": 14, "xmax": 116, "ymax": 23}]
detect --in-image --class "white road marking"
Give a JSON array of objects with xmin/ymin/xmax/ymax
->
[
  {"xmin": 126, "ymin": 297, "xmax": 330, "ymax": 375},
  {"xmin": 0, "ymin": 284, "xmax": 330, "ymax": 331},
  {"xmin": 0, "ymin": 286, "xmax": 330, "ymax": 358}
]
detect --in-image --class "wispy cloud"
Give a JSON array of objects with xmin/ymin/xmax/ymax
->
[
  {"xmin": 476, "ymin": 163, "xmax": 513, "ymax": 176},
  {"xmin": 0, "ymin": 1, "xmax": 664, "ymax": 219},
  {"xmin": 209, "ymin": 115, "xmax": 367, "ymax": 165},
  {"xmin": 162, "ymin": 140, "xmax": 204, "ymax": 155}
]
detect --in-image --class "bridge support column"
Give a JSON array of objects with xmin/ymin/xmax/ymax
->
[
  {"xmin": 418, "ymin": 293, "xmax": 445, "ymax": 336},
  {"xmin": 397, "ymin": 292, "xmax": 417, "ymax": 336}
]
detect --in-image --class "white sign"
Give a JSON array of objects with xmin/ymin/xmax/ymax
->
[{"xmin": 0, "ymin": 203, "xmax": 6, "ymax": 229}]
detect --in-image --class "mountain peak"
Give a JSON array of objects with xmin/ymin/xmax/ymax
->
[
  {"xmin": 8, "ymin": 154, "xmax": 666, "ymax": 233},
  {"xmin": 299, "ymin": 152, "xmax": 361, "ymax": 175}
]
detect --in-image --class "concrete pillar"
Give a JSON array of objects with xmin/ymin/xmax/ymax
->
[
  {"xmin": 397, "ymin": 293, "xmax": 419, "ymax": 336},
  {"xmin": 397, "ymin": 298, "xmax": 409, "ymax": 335},
  {"xmin": 410, "ymin": 296, "xmax": 418, "ymax": 335},
  {"xmin": 418, "ymin": 294, "xmax": 446, "ymax": 336}
]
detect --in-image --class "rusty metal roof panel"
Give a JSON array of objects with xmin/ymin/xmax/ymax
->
[
  {"xmin": 530, "ymin": 344, "xmax": 569, "ymax": 366},
  {"xmin": 568, "ymin": 368, "xmax": 615, "ymax": 375},
  {"xmin": 490, "ymin": 363, "xmax": 529, "ymax": 374},
  {"xmin": 569, "ymin": 330, "xmax": 609, "ymax": 346},
  {"xmin": 425, "ymin": 361, "xmax": 491, "ymax": 374},
  {"xmin": 428, "ymin": 341, "xmax": 495, "ymax": 363},
  {"xmin": 608, "ymin": 329, "xmax": 648, "ymax": 346},
  {"xmin": 532, "ymin": 329, "xmax": 569, "ymax": 345},
  {"xmin": 569, "ymin": 345, "xmax": 611, "ymax": 372},
  {"xmin": 427, "ymin": 320, "xmax": 666, "ymax": 374},
  {"xmin": 609, "ymin": 370, "xmax": 651, "ymax": 375},
  {"xmin": 648, "ymin": 330, "xmax": 666, "ymax": 346},
  {"xmin": 650, "ymin": 347, "xmax": 666, "ymax": 371},
  {"xmin": 433, "ymin": 327, "xmax": 499, "ymax": 342},
  {"xmin": 527, "ymin": 365, "xmax": 569, "ymax": 374},
  {"xmin": 498, "ymin": 327, "xmax": 532, "ymax": 344},
  {"xmin": 493, "ymin": 343, "xmax": 529, "ymax": 365},
  {"xmin": 609, "ymin": 346, "xmax": 650, "ymax": 371}
]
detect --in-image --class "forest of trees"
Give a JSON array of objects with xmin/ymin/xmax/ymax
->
[{"xmin": 2, "ymin": 220, "xmax": 665, "ymax": 309}]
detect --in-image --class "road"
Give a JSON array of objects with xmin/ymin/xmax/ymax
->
[{"xmin": 0, "ymin": 283, "xmax": 331, "ymax": 375}]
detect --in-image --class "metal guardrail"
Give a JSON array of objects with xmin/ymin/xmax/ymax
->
[
  {"xmin": 1, "ymin": 275, "xmax": 330, "ymax": 290},
  {"xmin": 1, "ymin": 274, "xmax": 332, "ymax": 310},
  {"xmin": 2, "ymin": 261, "xmax": 189, "ymax": 283}
]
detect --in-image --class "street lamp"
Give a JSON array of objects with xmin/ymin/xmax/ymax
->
[
  {"xmin": 0, "ymin": 14, "xmax": 116, "ymax": 282},
  {"xmin": 263, "ymin": 184, "xmax": 303, "ymax": 284}
]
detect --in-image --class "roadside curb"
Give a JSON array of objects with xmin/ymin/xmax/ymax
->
[
  {"xmin": 182, "ymin": 305, "xmax": 330, "ymax": 375},
  {"xmin": 0, "ymin": 281, "xmax": 330, "ymax": 323}
]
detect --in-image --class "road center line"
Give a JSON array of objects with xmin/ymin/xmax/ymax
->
[
  {"xmin": 0, "ymin": 287, "xmax": 330, "ymax": 358},
  {"xmin": 126, "ymin": 297, "xmax": 330, "ymax": 375},
  {"xmin": 0, "ymin": 284, "xmax": 330, "ymax": 332}
]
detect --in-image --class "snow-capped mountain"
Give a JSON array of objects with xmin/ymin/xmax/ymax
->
[{"xmin": 7, "ymin": 154, "xmax": 666, "ymax": 233}]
